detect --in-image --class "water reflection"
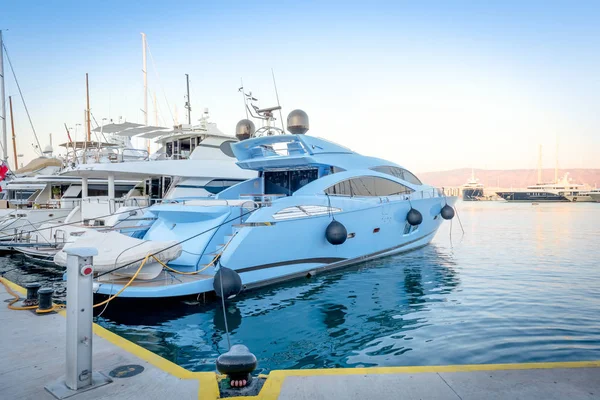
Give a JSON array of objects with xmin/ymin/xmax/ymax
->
[{"xmin": 96, "ymin": 245, "xmax": 460, "ymax": 372}]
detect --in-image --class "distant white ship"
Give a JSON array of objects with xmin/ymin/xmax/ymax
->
[
  {"xmin": 497, "ymin": 173, "xmax": 590, "ymax": 202},
  {"xmin": 496, "ymin": 144, "xmax": 592, "ymax": 202},
  {"xmin": 584, "ymin": 188, "xmax": 600, "ymax": 203},
  {"xmin": 461, "ymin": 170, "xmax": 484, "ymax": 201}
]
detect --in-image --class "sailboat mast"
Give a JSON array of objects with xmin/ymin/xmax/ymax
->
[
  {"xmin": 141, "ymin": 33, "xmax": 148, "ymax": 125},
  {"xmin": 0, "ymin": 30, "xmax": 7, "ymax": 161},
  {"xmin": 86, "ymin": 73, "xmax": 91, "ymax": 141},
  {"xmin": 555, "ymin": 136, "xmax": 559, "ymax": 183},
  {"xmin": 537, "ymin": 144, "xmax": 542, "ymax": 184},
  {"xmin": 141, "ymin": 33, "xmax": 150, "ymax": 154},
  {"xmin": 9, "ymin": 96, "xmax": 17, "ymax": 169},
  {"xmin": 185, "ymin": 74, "xmax": 191, "ymax": 125}
]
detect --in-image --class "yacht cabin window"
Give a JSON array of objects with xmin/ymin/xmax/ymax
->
[
  {"xmin": 370, "ymin": 166, "xmax": 423, "ymax": 185},
  {"xmin": 204, "ymin": 179, "xmax": 246, "ymax": 194},
  {"xmin": 9, "ymin": 189, "xmax": 39, "ymax": 202},
  {"xmin": 325, "ymin": 176, "xmax": 414, "ymax": 197},
  {"xmin": 87, "ymin": 184, "xmax": 133, "ymax": 198},
  {"xmin": 145, "ymin": 177, "xmax": 174, "ymax": 199},
  {"xmin": 264, "ymin": 169, "xmax": 319, "ymax": 196}
]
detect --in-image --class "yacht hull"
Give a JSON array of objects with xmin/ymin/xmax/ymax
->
[
  {"xmin": 564, "ymin": 195, "xmax": 594, "ymax": 202},
  {"xmin": 0, "ymin": 209, "xmax": 72, "ymax": 243},
  {"xmin": 462, "ymin": 188, "xmax": 483, "ymax": 201},
  {"xmin": 94, "ymin": 195, "xmax": 454, "ymax": 298},
  {"xmin": 495, "ymin": 191, "xmax": 569, "ymax": 202}
]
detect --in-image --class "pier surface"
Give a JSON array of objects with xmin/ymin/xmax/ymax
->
[
  {"xmin": 0, "ymin": 280, "xmax": 206, "ymax": 400},
  {"xmin": 1, "ymin": 279, "xmax": 599, "ymax": 400}
]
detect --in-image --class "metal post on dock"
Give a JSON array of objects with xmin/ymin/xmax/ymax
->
[{"xmin": 45, "ymin": 247, "xmax": 111, "ymax": 399}]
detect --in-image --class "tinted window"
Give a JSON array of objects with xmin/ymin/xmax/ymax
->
[
  {"xmin": 204, "ymin": 179, "xmax": 245, "ymax": 195},
  {"xmin": 325, "ymin": 176, "xmax": 413, "ymax": 197},
  {"xmin": 370, "ymin": 166, "xmax": 422, "ymax": 185},
  {"xmin": 265, "ymin": 169, "xmax": 319, "ymax": 195},
  {"xmin": 325, "ymin": 179, "xmax": 353, "ymax": 196},
  {"xmin": 402, "ymin": 170, "xmax": 422, "ymax": 185}
]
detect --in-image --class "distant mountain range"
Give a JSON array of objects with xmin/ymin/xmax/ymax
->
[{"xmin": 417, "ymin": 168, "xmax": 600, "ymax": 188}]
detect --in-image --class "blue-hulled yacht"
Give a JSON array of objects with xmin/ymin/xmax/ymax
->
[{"xmin": 88, "ymin": 108, "xmax": 457, "ymax": 299}]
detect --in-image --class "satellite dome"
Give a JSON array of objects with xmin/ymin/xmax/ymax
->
[
  {"xmin": 235, "ymin": 119, "xmax": 255, "ymax": 141},
  {"xmin": 287, "ymin": 109, "xmax": 309, "ymax": 134}
]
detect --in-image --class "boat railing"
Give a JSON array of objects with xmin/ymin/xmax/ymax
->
[
  {"xmin": 120, "ymin": 148, "xmax": 149, "ymax": 162},
  {"xmin": 245, "ymin": 139, "xmax": 310, "ymax": 160},
  {"xmin": 407, "ymin": 187, "xmax": 445, "ymax": 200},
  {"xmin": 64, "ymin": 147, "xmax": 149, "ymax": 165},
  {"xmin": 157, "ymin": 198, "xmax": 258, "ymax": 209},
  {"xmin": 239, "ymin": 194, "xmax": 286, "ymax": 207}
]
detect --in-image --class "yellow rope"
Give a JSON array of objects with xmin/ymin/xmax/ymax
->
[
  {"xmin": 156, "ymin": 232, "xmax": 237, "ymax": 275},
  {"xmin": 3, "ymin": 233, "xmax": 238, "ymax": 311},
  {"xmin": 93, "ymin": 254, "xmax": 150, "ymax": 308},
  {"xmin": 36, "ymin": 304, "xmax": 65, "ymax": 314},
  {"xmin": 0, "ymin": 277, "xmax": 37, "ymax": 310},
  {"xmin": 154, "ymin": 255, "xmax": 215, "ymax": 275},
  {"xmin": 0, "ymin": 277, "xmax": 64, "ymax": 313}
]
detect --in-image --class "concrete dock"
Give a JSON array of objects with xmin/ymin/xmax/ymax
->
[{"xmin": 1, "ymin": 277, "xmax": 599, "ymax": 400}]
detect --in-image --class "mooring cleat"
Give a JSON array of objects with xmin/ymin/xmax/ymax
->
[{"xmin": 216, "ymin": 344, "xmax": 257, "ymax": 388}]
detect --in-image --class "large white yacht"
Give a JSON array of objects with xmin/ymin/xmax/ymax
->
[
  {"xmin": 496, "ymin": 173, "xmax": 590, "ymax": 202},
  {"xmin": 583, "ymin": 188, "xmax": 600, "ymax": 203},
  {"xmin": 461, "ymin": 170, "xmax": 484, "ymax": 201},
  {"xmin": 10, "ymin": 121, "xmax": 255, "ymax": 261}
]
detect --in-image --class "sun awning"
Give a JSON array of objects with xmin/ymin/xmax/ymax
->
[
  {"xmin": 137, "ymin": 129, "xmax": 178, "ymax": 139},
  {"xmin": 92, "ymin": 122, "xmax": 143, "ymax": 134},
  {"xmin": 92, "ymin": 123, "xmax": 170, "ymax": 137},
  {"xmin": 118, "ymin": 125, "xmax": 169, "ymax": 137}
]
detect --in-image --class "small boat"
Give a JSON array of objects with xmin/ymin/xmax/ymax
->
[{"xmin": 87, "ymin": 104, "xmax": 457, "ymax": 300}]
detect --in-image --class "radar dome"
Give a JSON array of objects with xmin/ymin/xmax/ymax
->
[
  {"xmin": 235, "ymin": 119, "xmax": 255, "ymax": 141},
  {"xmin": 287, "ymin": 109, "xmax": 309, "ymax": 134}
]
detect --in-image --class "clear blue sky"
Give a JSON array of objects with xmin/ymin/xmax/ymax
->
[{"xmin": 2, "ymin": 1, "xmax": 599, "ymax": 172}]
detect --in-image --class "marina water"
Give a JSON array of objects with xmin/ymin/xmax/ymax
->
[{"xmin": 1, "ymin": 201, "xmax": 599, "ymax": 373}]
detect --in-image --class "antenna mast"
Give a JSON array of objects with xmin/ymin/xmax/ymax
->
[
  {"xmin": 185, "ymin": 74, "xmax": 191, "ymax": 125},
  {"xmin": 0, "ymin": 30, "xmax": 7, "ymax": 161},
  {"xmin": 271, "ymin": 69, "xmax": 284, "ymax": 130}
]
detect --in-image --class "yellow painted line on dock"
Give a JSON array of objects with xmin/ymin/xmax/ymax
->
[
  {"xmin": 0, "ymin": 276, "xmax": 26, "ymax": 295},
  {"xmin": 0, "ymin": 276, "xmax": 219, "ymax": 400},
  {"xmin": 2, "ymin": 276, "xmax": 600, "ymax": 400}
]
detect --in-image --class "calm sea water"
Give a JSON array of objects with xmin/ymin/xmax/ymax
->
[{"xmin": 2, "ymin": 202, "xmax": 599, "ymax": 373}]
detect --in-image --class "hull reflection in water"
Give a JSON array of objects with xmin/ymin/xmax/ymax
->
[{"xmin": 96, "ymin": 245, "xmax": 459, "ymax": 372}]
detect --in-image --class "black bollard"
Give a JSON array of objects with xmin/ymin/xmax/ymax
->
[
  {"xmin": 37, "ymin": 288, "xmax": 54, "ymax": 312},
  {"xmin": 24, "ymin": 282, "xmax": 42, "ymax": 306},
  {"xmin": 216, "ymin": 345, "xmax": 257, "ymax": 388}
]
